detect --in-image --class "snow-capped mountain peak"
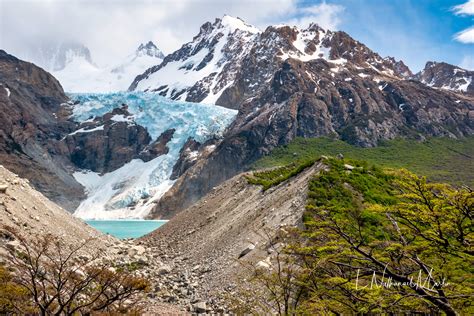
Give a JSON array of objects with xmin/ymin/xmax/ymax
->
[
  {"xmin": 219, "ymin": 15, "xmax": 260, "ymax": 34},
  {"xmin": 136, "ymin": 41, "xmax": 165, "ymax": 59},
  {"xmin": 30, "ymin": 41, "xmax": 95, "ymax": 72},
  {"xmin": 129, "ymin": 15, "xmax": 260, "ymax": 105},
  {"xmin": 51, "ymin": 41, "xmax": 164, "ymax": 93},
  {"xmin": 414, "ymin": 61, "xmax": 474, "ymax": 94},
  {"xmin": 129, "ymin": 16, "xmax": 413, "ymax": 107}
]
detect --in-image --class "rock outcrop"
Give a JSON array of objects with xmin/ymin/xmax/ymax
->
[
  {"xmin": 0, "ymin": 50, "xmax": 84, "ymax": 210},
  {"xmin": 60, "ymin": 105, "xmax": 174, "ymax": 174},
  {"xmin": 414, "ymin": 61, "xmax": 474, "ymax": 95}
]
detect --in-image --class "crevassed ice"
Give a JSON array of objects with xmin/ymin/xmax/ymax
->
[{"xmin": 70, "ymin": 92, "xmax": 237, "ymax": 220}]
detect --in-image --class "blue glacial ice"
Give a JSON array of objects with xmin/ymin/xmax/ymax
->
[{"xmin": 69, "ymin": 92, "xmax": 237, "ymax": 220}]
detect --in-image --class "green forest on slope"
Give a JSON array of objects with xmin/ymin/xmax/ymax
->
[
  {"xmin": 252, "ymin": 136, "xmax": 474, "ymax": 187},
  {"xmin": 241, "ymin": 158, "xmax": 473, "ymax": 315}
]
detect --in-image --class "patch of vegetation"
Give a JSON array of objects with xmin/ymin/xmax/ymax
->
[
  {"xmin": 0, "ymin": 265, "xmax": 32, "ymax": 314},
  {"xmin": 253, "ymin": 136, "xmax": 474, "ymax": 187},
  {"xmin": 116, "ymin": 260, "xmax": 148, "ymax": 272},
  {"xmin": 246, "ymin": 159, "xmax": 316, "ymax": 190}
]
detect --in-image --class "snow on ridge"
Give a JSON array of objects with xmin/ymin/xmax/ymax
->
[
  {"xmin": 457, "ymin": 76, "xmax": 472, "ymax": 92},
  {"xmin": 279, "ymin": 27, "xmax": 347, "ymax": 65},
  {"xmin": 110, "ymin": 114, "xmax": 134, "ymax": 122},
  {"xmin": 135, "ymin": 15, "xmax": 258, "ymax": 102},
  {"xmin": 221, "ymin": 15, "xmax": 260, "ymax": 34},
  {"xmin": 70, "ymin": 92, "xmax": 237, "ymax": 220},
  {"xmin": 68, "ymin": 125, "xmax": 104, "ymax": 136}
]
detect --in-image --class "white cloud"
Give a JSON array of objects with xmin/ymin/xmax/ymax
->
[
  {"xmin": 452, "ymin": 1, "xmax": 474, "ymax": 44},
  {"xmin": 453, "ymin": 0, "xmax": 474, "ymax": 15},
  {"xmin": 0, "ymin": 0, "xmax": 346, "ymax": 70},
  {"xmin": 455, "ymin": 26, "xmax": 474, "ymax": 43},
  {"xmin": 0, "ymin": 0, "xmax": 296, "ymax": 67},
  {"xmin": 283, "ymin": 2, "xmax": 345, "ymax": 30}
]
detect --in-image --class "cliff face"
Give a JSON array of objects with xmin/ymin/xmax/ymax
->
[
  {"xmin": 149, "ymin": 45, "xmax": 473, "ymax": 218},
  {"xmin": 414, "ymin": 61, "xmax": 474, "ymax": 95},
  {"xmin": 0, "ymin": 50, "xmax": 85, "ymax": 209},
  {"xmin": 59, "ymin": 105, "xmax": 174, "ymax": 174}
]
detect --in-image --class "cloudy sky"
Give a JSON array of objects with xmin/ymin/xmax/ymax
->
[{"xmin": 0, "ymin": 0, "xmax": 473, "ymax": 71}]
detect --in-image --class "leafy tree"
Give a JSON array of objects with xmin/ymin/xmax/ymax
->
[
  {"xmin": 0, "ymin": 226, "xmax": 149, "ymax": 315},
  {"xmin": 236, "ymin": 158, "xmax": 473, "ymax": 315},
  {"xmin": 300, "ymin": 160, "xmax": 473, "ymax": 314}
]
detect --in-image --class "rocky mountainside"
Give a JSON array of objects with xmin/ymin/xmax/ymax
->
[
  {"xmin": 129, "ymin": 16, "xmax": 413, "ymax": 107},
  {"xmin": 60, "ymin": 105, "xmax": 174, "ymax": 174},
  {"xmin": 0, "ymin": 165, "xmax": 111, "ymax": 258},
  {"xmin": 0, "ymin": 165, "xmax": 190, "ymax": 314},
  {"xmin": 142, "ymin": 161, "xmax": 326, "ymax": 312},
  {"xmin": 0, "ymin": 50, "xmax": 84, "ymax": 209},
  {"xmin": 129, "ymin": 15, "xmax": 260, "ymax": 105},
  {"xmin": 414, "ymin": 61, "xmax": 474, "ymax": 95},
  {"xmin": 145, "ymin": 16, "xmax": 474, "ymax": 218}
]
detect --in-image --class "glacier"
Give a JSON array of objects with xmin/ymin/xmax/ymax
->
[{"xmin": 69, "ymin": 92, "xmax": 237, "ymax": 220}]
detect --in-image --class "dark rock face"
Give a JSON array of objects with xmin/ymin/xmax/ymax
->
[
  {"xmin": 414, "ymin": 62, "xmax": 474, "ymax": 95},
  {"xmin": 170, "ymin": 138, "xmax": 201, "ymax": 180},
  {"xmin": 139, "ymin": 128, "xmax": 175, "ymax": 162},
  {"xmin": 170, "ymin": 138, "xmax": 218, "ymax": 180},
  {"xmin": 60, "ymin": 105, "xmax": 174, "ymax": 174},
  {"xmin": 0, "ymin": 50, "xmax": 84, "ymax": 210}
]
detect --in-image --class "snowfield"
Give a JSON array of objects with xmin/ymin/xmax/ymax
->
[
  {"xmin": 70, "ymin": 92, "xmax": 237, "ymax": 220},
  {"xmin": 53, "ymin": 53, "xmax": 163, "ymax": 93}
]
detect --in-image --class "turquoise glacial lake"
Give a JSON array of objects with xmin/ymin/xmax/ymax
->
[{"xmin": 85, "ymin": 220, "xmax": 167, "ymax": 239}]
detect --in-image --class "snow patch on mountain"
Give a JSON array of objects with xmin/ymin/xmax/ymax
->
[
  {"xmin": 279, "ymin": 27, "xmax": 344, "ymax": 65},
  {"xmin": 1, "ymin": 83, "xmax": 11, "ymax": 98},
  {"xmin": 69, "ymin": 92, "xmax": 237, "ymax": 219},
  {"xmin": 457, "ymin": 76, "xmax": 472, "ymax": 92}
]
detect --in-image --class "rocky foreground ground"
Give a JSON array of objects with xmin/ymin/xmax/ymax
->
[
  {"xmin": 0, "ymin": 161, "xmax": 325, "ymax": 314},
  {"xmin": 0, "ymin": 165, "xmax": 185, "ymax": 314},
  {"xmin": 139, "ymin": 162, "xmax": 326, "ymax": 313}
]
